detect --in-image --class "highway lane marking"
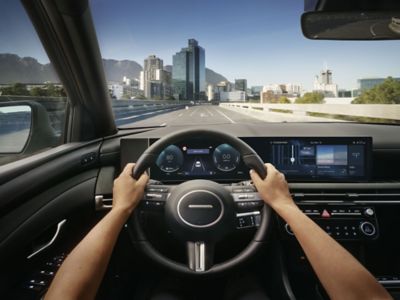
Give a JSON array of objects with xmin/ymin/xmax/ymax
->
[
  {"xmin": 205, "ymin": 108, "xmax": 214, "ymax": 117},
  {"xmin": 160, "ymin": 122, "xmax": 167, "ymax": 126},
  {"xmin": 190, "ymin": 107, "xmax": 199, "ymax": 116},
  {"xmin": 216, "ymin": 108, "xmax": 236, "ymax": 124}
]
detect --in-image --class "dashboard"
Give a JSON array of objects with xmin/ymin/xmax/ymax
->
[{"xmin": 121, "ymin": 136, "xmax": 372, "ymax": 183}]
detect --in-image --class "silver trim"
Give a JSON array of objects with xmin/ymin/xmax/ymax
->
[
  {"xmin": 27, "ymin": 219, "xmax": 67, "ymax": 259},
  {"xmin": 188, "ymin": 204, "xmax": 214, "ymax": 209},
  {"xmin": 378, "ymin": 280, "xmax": 400, "ymax": 285},
  {"xmin": 354, "ymin": 200, "xmax": 400, "ymax": 204},
  {"xmin": 285, "ymin": 223, "xmax": 294, "ymax": 236},
  {"xmin": 299, "ymin": 200, "xmax": 344, "ymax": 203},
  {"xmin": 331, "ymin": 212, "xmax": 362, "ymax": 216},
  {"xmin": 360, "ymin": 221, "xmax": 376, "ymax": 236},
  {"xmin": 95, "ymin": 195, "xmax": 113, "ymax": 211},
  {"xmin": 236, "ymin": 211, "xmax": 261, "ymax": 217},
  {"xmin": 177, "ymin": 190, "xmax": 224, "ymax": 228},
  {"xmin": 194, "ymin": 242, "xmax": 206, "ymax": 272}
]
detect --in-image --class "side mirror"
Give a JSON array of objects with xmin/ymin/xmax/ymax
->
[{"xmin": 0, "ymin": 101, "xmax": 59, "ymax": 163}]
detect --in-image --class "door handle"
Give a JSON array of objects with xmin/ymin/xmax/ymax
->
[{"xmin": 27, "ymin": 219, "xmax": 67, "ymax": 259}]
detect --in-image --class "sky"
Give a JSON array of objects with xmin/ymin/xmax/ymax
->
[{"xmin": 1, "ymin": 0, "xmax": 400, "ymax": 90}]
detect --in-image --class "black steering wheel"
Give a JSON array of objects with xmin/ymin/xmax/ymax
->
[{"xmin": 127, "ymin": 129, "xmax": 271, "ymax": 275}]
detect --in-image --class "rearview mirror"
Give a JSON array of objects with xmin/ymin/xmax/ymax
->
[{"xmin": 302, "ymin": 11, "xmax": 400, "ymax": 40}]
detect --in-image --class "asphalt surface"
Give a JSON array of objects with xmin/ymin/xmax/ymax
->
[{"xmin": 118, "ymin": 105, "xmax": 284, "ymax": 128}]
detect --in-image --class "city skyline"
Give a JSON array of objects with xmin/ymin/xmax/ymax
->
[{"xmin": 2, "ymin": 0, "xmax": 400, "ymax": 90}]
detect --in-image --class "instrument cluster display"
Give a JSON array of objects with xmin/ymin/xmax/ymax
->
[{"xmin": 151, "ymin": 138, "xmax": 247, "ymax": 182}]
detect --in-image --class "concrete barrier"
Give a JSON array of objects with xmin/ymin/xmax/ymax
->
[{"xmin": 220, "ymin": 102, "xmax": 400, "ymax": 121}]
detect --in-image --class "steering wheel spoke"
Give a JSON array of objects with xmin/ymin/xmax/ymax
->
[
  {"xmin": 187, "ymin": 241, "xmax": 214, "ymax": 272},
  {"xmin": 138, "ymin": 184, "xmax": 173, "ymax": 211},
  {"xmin": 229, "ymin": 184, "xmax": 264, "ymax": 230}
]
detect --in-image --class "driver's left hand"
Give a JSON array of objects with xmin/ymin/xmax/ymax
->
[{"xmin": 112, "ymin": 163, "xmax": 149, "ymax": 214}]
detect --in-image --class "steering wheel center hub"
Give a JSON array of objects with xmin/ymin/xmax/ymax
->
[
  {"xmin": 177, "ymin": 190, "xmax": 224, "ymax": 228},
  {"xmin": 165, "ymin": 179, "xmax": 235, "ymax": 242}
]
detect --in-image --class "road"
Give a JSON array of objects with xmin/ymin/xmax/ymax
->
[{"xmin": 117, "ymin": 104, "xmax": 329, "ymax": 128}]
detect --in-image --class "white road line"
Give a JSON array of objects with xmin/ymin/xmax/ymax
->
[
  {"xmin": 190, "ymin": 107, "xmax": 199, "ymax": 117},
  {"xmin": 216, "ymin": 108, "xmax": 236, "ymax": 124},
  {"xmin": 160, "ymin": 122, "xmax": 167, "ymax": 126},
  {"xmin": 205, "ymin": 107, "xmax": 214, "ymax": 117}
]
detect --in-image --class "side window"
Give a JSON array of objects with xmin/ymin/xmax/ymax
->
[{"xmin": 0, "ymin": 1, "xmax": 67, "ymax": 166}]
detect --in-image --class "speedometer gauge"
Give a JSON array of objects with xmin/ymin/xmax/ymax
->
[
  {"xmin": 213, "ymin": 144, "xmax": 240, "ymax": 172},
  {"xmin": 156, "ymin": 145, "xmax": 184, "ymax": 173}
]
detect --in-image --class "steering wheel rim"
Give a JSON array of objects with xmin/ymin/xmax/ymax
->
[{"xmin": 128, "ymin": 128, "xmax": 271, "ymax": 275}]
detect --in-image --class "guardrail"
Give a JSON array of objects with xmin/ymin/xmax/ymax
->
[
  {"xmin": 0, "ymin": 96, "xmax": 188, "ymax": 131},
  {"xmin": 220, "ymin": 102, "xmax": 400, "ymax": 122}
]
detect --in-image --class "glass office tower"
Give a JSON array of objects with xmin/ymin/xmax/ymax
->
[{"xmin": 172, "ymin": 39, "xmax": 206, "ymax": 100}]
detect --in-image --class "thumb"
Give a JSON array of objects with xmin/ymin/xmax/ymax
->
[
  {"xmin": 250, "ymin": 169, "xmax": 264, "ymax": 186},
  {"xmin": 136, "ymin": 171, "xmax": 149, "ymax": 187}
]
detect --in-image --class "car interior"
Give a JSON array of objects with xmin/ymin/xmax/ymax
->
[{"xmin": 1, "ymin": 0, "xmax": 400, "ymax": 299}]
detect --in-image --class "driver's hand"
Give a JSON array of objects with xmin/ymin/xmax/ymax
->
[
  {"xmin": 112, "ymin": 163, "xmax": 149, "ymax": 214},
  {"xmin": 250, "ymin": 163, "xmax": 295, "ymax": 211}
]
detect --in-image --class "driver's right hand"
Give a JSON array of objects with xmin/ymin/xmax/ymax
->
[{"xmin": 250, "ymin": 163, "xmax": 295, "ymax": 211}]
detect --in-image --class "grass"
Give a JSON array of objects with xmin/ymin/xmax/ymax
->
[
  {"xmin": 270, "ymin": 108, "xmax": 293, "ymax": 114},
  {"xmin": 307, "ymin": 112, "xmax": 400, "ymax": 124}
]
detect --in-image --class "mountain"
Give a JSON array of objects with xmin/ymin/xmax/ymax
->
[
  {"xmin": 164, "ymin": 65, "xmax": 228, "ymax": 85},
  {"xmin": 0, "ymin": 54, "xmax": 58, "ymax": 83},
  {"xmin": 102, "ymin": 59, "xmax": 142, "ymax": 82},
  {"xmin": 206, "ymin": 68, "xmax": 228, "ymax": 85},
  {"xmin": 0, "ymin": 54, "xmax": 228, "ymax": 85}
]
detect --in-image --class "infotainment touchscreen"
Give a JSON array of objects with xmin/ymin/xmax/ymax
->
[{"xmin": 245, "ymin": 137, "xmax": 372, "ymax": 181}]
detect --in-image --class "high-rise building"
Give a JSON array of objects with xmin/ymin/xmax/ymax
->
[
  {"xmin": 235, "ymin": 79, "xmax": 247, "ymax": 92},
  {"xmin": 172, "ymin": 39, "xmax": 206, "ymax": 100},
  {"xmin": 143, "ymin": 55, "xmax": 163, "ymax": 99},
  {"xmin": 313, "ymin": 69, "xmax": 338, "ymax": 97}
]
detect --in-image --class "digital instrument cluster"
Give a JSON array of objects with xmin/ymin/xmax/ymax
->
[{"xmin": 150, "ymin": 139, "xmax": 247, "ymax": 181}]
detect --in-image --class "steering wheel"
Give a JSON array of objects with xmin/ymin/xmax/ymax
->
[{"xmin": 126, "ymin": 129, "xmax": 271, "ymax": 275}]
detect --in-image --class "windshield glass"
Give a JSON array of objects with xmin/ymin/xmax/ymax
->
[{"xmin": 91, "ymin": 0, "xmax": 400, "ymax": 128}]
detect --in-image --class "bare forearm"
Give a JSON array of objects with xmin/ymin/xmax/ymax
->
[
  {"xmin": 45, "ymin": 208, "xmax": 130, "ymax": 300},
  {"xmin": 275, "ymin": 203, "xmax": 391, "ymax": 300}
]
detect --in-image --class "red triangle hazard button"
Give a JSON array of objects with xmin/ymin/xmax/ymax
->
[{"xmin": 321, "ymin": 209, "xmax": 330, "ymax": 218}]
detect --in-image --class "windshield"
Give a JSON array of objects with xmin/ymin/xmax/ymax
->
[{"xmin": 91, "ymin": 0, "xmax": 400, "ymax": 128}]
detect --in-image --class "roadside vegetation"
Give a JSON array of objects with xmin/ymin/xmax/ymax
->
[
  {"xmin": 0, "ymin": 83, "xmax": 66, "ymax": 97},
  {"xmin": 352, "ymin": 77, "xmax": 400, "ymax": 104},
  {"xmin": 295, "ymin": 92, "xmax": 325, "ymax": 104}
]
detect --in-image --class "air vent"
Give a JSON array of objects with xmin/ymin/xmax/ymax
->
[{"xmin": 290, "ymin": 182, "xmax": 400, "ymax": 203}]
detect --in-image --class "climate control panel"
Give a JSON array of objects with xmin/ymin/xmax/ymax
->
[{"xmin": 282, "ymin": 204, "xmax": 379, "ymax": 241}]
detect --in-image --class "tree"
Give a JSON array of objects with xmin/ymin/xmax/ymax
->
[
  {"xmin": 295, "ymin": 92, "xmax": 325, "ymax": 104},
  {"xmin": 134, "ymin": 94, "xmax": 146, "ymax": 100},
  {"xmin": 352, "ymin": 77, "xmax": 400, "ymax": 104},
  {"xmin": 278, "ymin": 96, "xmax": 291, "ymax": 104},
  {"xmin": 0, "ymin": 83, "xmax": 29, "ymax": 96}
]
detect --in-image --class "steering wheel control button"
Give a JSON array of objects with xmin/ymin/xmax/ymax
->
[
  {"xmin": 360, "ymin": 222, "xmax": 376, "ymax": 236},
  {"xmin": 236, "ymin": 211, "xmax": 261, "ymax": 229},
  {"xmin": 177, "ymin": 190, "xmax": 224, "ymax": 228}
]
